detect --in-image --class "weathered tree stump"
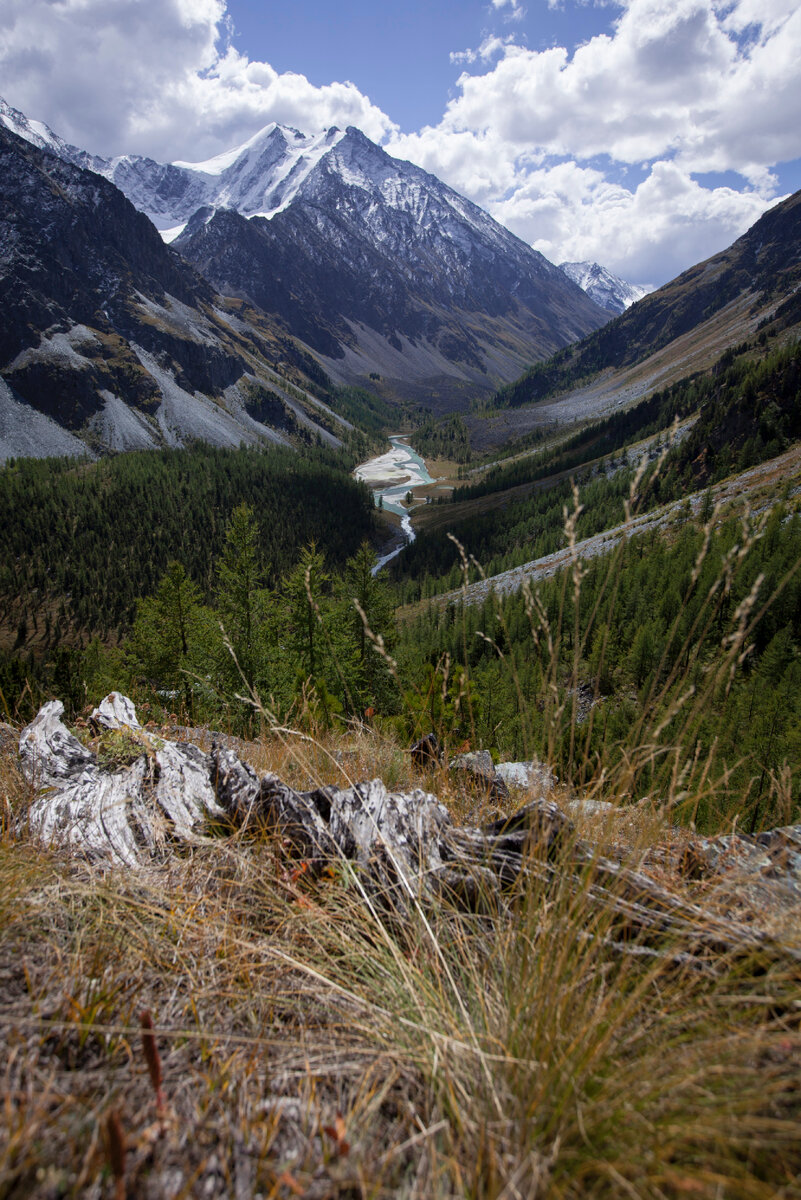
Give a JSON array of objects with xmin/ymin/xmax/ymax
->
[{"xmin": 14, "ymin": 695, "xmax": 801, "ymax": 968}]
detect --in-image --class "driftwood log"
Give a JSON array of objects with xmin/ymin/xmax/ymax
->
[{"xmin": 16, "ymin": 694, "xmax": 801, "ymax": 968}]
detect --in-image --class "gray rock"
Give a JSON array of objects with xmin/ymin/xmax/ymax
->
[
  {"xmin": 496, "ymin": 760, "xmax": 557, "ymax": 795},
  {"xmin": 18, "ymin": 696, "xmax": 225, "ymax": 866},
  {"xmin": 449, "ymin": 750, "xmax": 509, "ymax": 804},
  {"xmin": 566, "ymin": 798, "xmax": 616, "ymax": 818},
  {"xmin": 90, "ymin": 691, "xmax": 141, "ymax": 731}
]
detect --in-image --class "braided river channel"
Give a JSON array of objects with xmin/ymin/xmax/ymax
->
[{"xmin": 354, "ymin": 435, "xmax": 434, "ymax": 572}]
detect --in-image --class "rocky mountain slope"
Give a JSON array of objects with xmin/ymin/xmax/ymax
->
[
  {"xmin": 559, "ymin": 261, "xmax": 652, "ymax": 315},
  {"xmin": 0, "ymin": 122, "xmax": 357, "ymax": 461},
  {"xmin": 1, "ymin": 98, "xmax": 610, "ymax": 414},
  {"xmin": 488, "ymin": 189, "xmax": 801, "ymax": 428}
]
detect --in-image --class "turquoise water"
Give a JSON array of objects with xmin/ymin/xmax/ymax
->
[{"xmin": 355, "ymin": 435, "xmax": 434, "ymax": 570}]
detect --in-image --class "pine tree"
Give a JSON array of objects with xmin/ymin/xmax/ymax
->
[
  {"xmin": 216, "ymin": 503, "xmax": 268, "ymax": 694},
  {"xmin": 128, "ymin": 562, "xmax": 213, "ymax": 717},
  {"xmin": 340, "ymin": 542, "xmax": 398, "ymax": 714}
]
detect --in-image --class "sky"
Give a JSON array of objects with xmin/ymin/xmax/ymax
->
[{"xmin": 1, "ymin": 0, "xmax": 800, "ymax": 286}]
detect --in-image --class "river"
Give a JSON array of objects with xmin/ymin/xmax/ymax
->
[{"xmin": 354, "ymin": 435, "xmax": 434, "ymax": 572}]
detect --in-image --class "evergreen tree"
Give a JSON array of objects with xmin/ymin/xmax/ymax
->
[
  {"xmin": 128, "ymin": 562, "xmax": 214, "ymax": 717},
  {"xmin": 216, "ymin": 503, "xmax": 268, "ymax": 693},
  {"xmin": 340, "ymin": 542, "xmax": 399, "ymax": 714},
  {"xmin": 282, "ymin": 544, "xmax": 353, "ymax": 723}
]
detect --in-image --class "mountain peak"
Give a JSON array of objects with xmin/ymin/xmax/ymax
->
[
  {"xmin": 0, "ymin": 95, "xmax": 75, "ymax": 161},
  {"xmin": 559, "ymin": 260, "xmax": 653, "ymax": 314}
]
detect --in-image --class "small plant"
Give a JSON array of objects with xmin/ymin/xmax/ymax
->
[
  {"xmin": 94, "ymin": 727, "xmax": 149, "ymax": 770},
  {"xmin": 140, "ymin": 1009, "xmax": 166, "ymax": 1118}
]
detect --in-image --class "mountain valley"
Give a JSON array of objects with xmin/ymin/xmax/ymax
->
[
  {"xmin": 2, "ymin": 58, "xmax": 801, "ymax": 1200},
  {"xmin": 1, "ymin": 90, "xmax": 801, "ymax": 829}
]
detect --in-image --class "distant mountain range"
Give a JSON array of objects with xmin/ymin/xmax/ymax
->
[
  {"xmin": 3, "ymin": 94, "xmax": 797, "ymax": 465},
  {"xmin": 0, "ymin": 121, "xmax": 361, "ymax": 461},
  {"xmin": 559, "ymin": 261, "xmax": 652, "ymax": 315},
  {"xmin": 0, "ymin": 97, "xmax": 609, "ymax": 419}
]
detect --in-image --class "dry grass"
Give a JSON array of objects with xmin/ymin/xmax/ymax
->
[
  {"xmin": 2, "ymin": 712, "xmax": 801, "ymax": 1200},
  {"xmin": 4, "ymin": 485, "xmax": 801, "ymax": 1198}
]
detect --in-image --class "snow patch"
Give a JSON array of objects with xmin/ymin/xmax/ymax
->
[{"xmin": 173, "ymin": 123, "xmax": 282, "ymax": 175}]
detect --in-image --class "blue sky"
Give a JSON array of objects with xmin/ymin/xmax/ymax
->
[
  {"xmin": 1, "ymin": 0, "xmax": 800, "ymax": 286},
  {"xmin": 224, "ymin": 0, "xmax": 614, "ymax": 135}
]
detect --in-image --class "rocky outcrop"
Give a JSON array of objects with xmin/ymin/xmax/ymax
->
[
  {"xmin": 680, "ymin": 825, "xmax": 801, "ymax": 909},
  {"xmin": 0, "ymin": 124, "xmax": 344, "ymax": 458}
]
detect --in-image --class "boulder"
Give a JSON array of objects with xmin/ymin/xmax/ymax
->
[
  {"xmin": 680, "ymin": 826, "xmax": 801, "ymax": 904},
  {"xmin": 496, "ymin": 760, "xmax": 556, "ymax": 796},
  {"xmin": 449, "ymin": 749, "xmax": 509, "ymax": 804}
]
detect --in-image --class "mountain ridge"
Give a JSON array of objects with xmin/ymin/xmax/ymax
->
[
  {"xmin": 481, "ymin": 187, "xmax": 801, "ymax": 435},
  {"xmin": 0, "ymin": 96, "xmax": 610, "ymax": 411},
  {"xmin": 0, "ymin": 121, "xmax": 364, "ymax": 461}
]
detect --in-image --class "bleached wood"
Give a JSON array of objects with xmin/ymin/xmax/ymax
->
[{"xmin": 15, "ymin": 695, "xmax": 801, "ymax": 966}]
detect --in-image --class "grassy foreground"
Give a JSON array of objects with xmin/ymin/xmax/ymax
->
[{"xmin": 2, "ymin": 720, "xmax": 801, "ymax": 1200}]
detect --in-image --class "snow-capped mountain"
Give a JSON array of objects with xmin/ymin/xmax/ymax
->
[
  {"xmin": 1, "ymin": 97, "xmax": 609, "ymax": 409},
  {"xmin": 559, "ymin": 261, "xmax": 653, "ymax": 315},
  {"xmin": 0, "ymin": 120, "xmax": 354, "ymax": 461},
  {"xmin": 168, "ymin": 125, "xmax": 609, "ymax": 407}
]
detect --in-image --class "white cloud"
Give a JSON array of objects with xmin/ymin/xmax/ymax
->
[
  {"xmin": 492, "ymin": 159, "xmax": 776, "ymax": 282},
  {"xmin": 0, "ymin": 0, "xmax": 796, "ymax": 285},
  {"xmin": 450, "ymin": 34, "xmax": 517, "ymax": 66},
  {"xmin": 0, "ymin": 0, "xmax": 396, "ymax": 160},
  {"xmin": 437, "ymin": 0, "xmax": 801, "ymax": 175},
  {"xmin": 391, "ymin": 0, "xmax": 800, "ymax": 281},
  {"xmin": 490, "ymin": 0, "xmax": 526, "ymax": 19}
]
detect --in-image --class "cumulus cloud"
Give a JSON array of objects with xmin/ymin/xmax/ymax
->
[
  {"xmin": 0, "ymin": 0, "xmax": 796, "ymax": 284},
  {"xmin": 0, "ymin": 0, "xmax": 396, "ymax": 160},
  {"xmin": 435, "ymin": 0, "xmax": 801, "ymax": 176},
  {"xmin": 492, "ymin": 160, "xmax": 775, "ymax": 283},
  {"xmin": 389, "ymin": 0, "xmax": 800, "ymax": 282}
]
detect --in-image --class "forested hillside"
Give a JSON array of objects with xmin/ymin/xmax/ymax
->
[
  {"xmin": 394, "ymin": 337, "xmax": 801, "ymax": 596},
  {"xmin": 396, "ymin": 506, "xmax": 801, "ymax": 831},
  {"xmin": 0, "ymin": 443, "xmax": 375, "ymax": 653}
]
